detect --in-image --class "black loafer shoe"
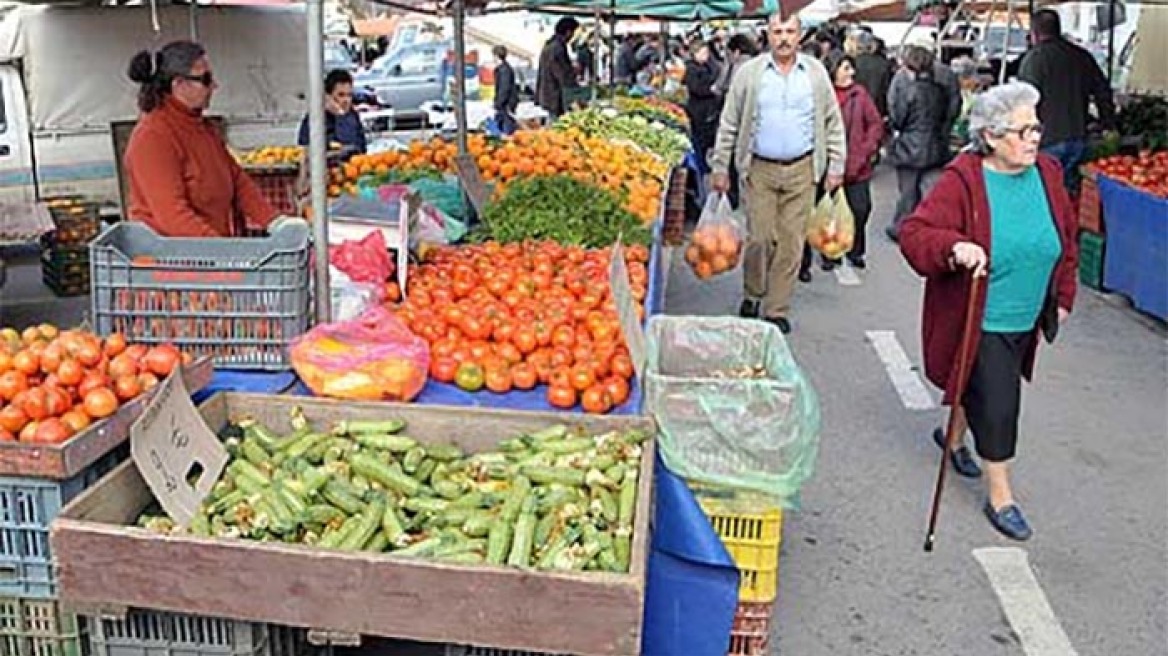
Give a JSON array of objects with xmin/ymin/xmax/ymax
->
[
  {"xmin": 739, "ymin": 299, "xmax": 760, "ymax": 319},
  {"xmin": 933, "ymin": 427, "xmax": 982, "ymax": 478},
  {"xmin": 820, "ymin": 258, "xmax": 839, "ymax": 271},
  {"xmin": 984, "ymin": 502, "xmax": 1033, "ymax": 541},
  {"xmin": 765, "ymin": 316, "xmax": 791, "ymax": 334},
  {"xmin": 798, "ymin": 269, "xmax": 812, "ymax": 283},
  {"xmin": 847, "ymin": 255, "xmax": 866, "ymax": 269}
]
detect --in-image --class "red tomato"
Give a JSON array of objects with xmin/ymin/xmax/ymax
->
[{"xmin": 547, "ymin": 385, "xmax": 578, "ymax": 409}]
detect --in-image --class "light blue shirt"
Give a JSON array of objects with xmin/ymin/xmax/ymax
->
[{"xmin": 753, "ymin": 58, "xmax": 815, "ymax": 161}]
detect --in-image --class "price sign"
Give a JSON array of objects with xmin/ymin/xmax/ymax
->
[
  {"xmin": 130, "ymin": 371, "xmax": 228, "ymax": 527},
  {"xmin": 608, "ymin": 238, "xmax": 648, "ymax": 383},
  {"xmin": 453, "ymin": 153, "xmax": 489, "ymax": 215}
]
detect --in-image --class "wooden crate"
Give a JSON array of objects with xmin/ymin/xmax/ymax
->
[
  {"xmin": 51, "ymin": 394, "xmax": 655, "ymax": 656},
  {"xmin": 0, "ymin": 359, "xmax": 213, "ymax": 480}
]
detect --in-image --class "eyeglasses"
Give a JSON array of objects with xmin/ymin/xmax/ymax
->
[
  {"xmin": 1001, "ymin": 123, "xmax": 1044, "ymax": 140},
  {"xmin": 180, "ymin": 71, "xmax": 215, "ymax": 87}
]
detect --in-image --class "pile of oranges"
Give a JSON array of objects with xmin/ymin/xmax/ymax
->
[
  {"xmin": 391, "ymin": 240, "xmax": 651, "ymax": 414},
  {"xmin": 685, "ymin": 223, "xmax": 744, "ymax": 280},
  {"xmin": 0, "ymin": 325, "xmax": 188, "ymax": 444},
  {"xmin": 329, "ymin": 129, "xmax": 667, "ymax": 224}
]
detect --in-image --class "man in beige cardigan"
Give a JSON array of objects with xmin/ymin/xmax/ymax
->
[{"xmin": 710, "ymin": 12, "xmax": 846, "ymax": 334}]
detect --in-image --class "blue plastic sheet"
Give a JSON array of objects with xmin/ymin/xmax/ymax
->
[
  {"xmin": 643, "ymin": 453, "xmax": 740, "ymax": 656},
  {"xmin": 193, "ymin": 370, "xmax": 298, "ymax": 405},
  {"xmin": 1099, "ymin": 176, "xmax": 1168, "ymax": 320}
]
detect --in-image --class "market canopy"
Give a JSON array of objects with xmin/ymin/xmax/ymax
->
[{"xmin": 515, "ymin": 0, "xmax": 810, "ymax": 21}]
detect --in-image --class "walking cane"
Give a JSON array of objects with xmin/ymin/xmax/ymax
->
[{"xmin": 923, "ymin": 272, "xmax": 984, "ymax": 553}]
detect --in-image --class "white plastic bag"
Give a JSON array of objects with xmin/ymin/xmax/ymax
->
[
  {"xmin": 806, "ymin": 190, "xmax": 855, "ymax": 260},
  {"xmin": 684, "ymin": 193, "xmax": 745, "ymax": 280}
]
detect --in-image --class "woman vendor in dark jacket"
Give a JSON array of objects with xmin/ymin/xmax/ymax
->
[{"xmin": 899, "ymin": 82, "xmax": 1078, "ymax": 542}]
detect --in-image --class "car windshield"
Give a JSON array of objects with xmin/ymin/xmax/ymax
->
[{"xmin": 984, "ymin": 27, "xmax": 1029, "ymax": 50}]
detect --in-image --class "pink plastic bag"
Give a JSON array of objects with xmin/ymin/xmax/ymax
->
[
  {"xmin": 290, "ymin": 306, "xmax": 430, "ymax": 401},
  {"xmin": 328, "ymin": 230, "xmax": 394, "ymax": 285}
]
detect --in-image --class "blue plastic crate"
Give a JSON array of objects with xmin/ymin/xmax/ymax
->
[
  {"xmin": 0, "ymin": 447, "xmax": 127, "ymax": 599},
  {"xmin": 1099, "ymin": 176, "xmax": 1168, "ymax": 320}
]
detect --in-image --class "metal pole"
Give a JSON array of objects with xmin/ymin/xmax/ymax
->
[
  {"xmin": 1107, "ymin": 0, "xmax": 1117, "ymax": 82},
  {"xmin": 189, "ymin": 1, "xmax": 198, "ymax": 40},
  {"xmin": 452, "ymin": 0, "xmax": 469, "ymax": 156},
  {"xmin": 608, "ymin": 11, "xmax": 617, "ymax": 89},
  {"xmin": 308, "ymin": 0, "xmax": 331, "ymax": 323},
  {"xmin": 592, "ymin": 7, "xmax": 601, "ymax": 100},
  {"xmin": 999, "ymin": 0, "xmax": 1013, "ymax": 84}
]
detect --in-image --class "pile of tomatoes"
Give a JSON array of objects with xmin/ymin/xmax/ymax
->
[
  {"xmin": 0, "ymin": 325, "xmax": 187, "ymax": 444},
  {"xmin": 1085, "ymin": 151, "xmax": 1168, "ymax": 199},
  {"xmin": 393, "ymin": 241, "xmax": 650, "ymax": 414}
]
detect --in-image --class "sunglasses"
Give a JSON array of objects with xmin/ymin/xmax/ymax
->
[
  {"xmin": 1001, "ymin": 123, "xmax": 1044, "ymax": 140},
  {"xmin": 179, "ymin": 71, "xmax": 215, "ymax": 87}
]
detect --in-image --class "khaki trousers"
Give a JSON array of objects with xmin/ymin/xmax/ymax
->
[{"xmin": 742, "ymin": 158, "xmax": 816, "ymax": 319}]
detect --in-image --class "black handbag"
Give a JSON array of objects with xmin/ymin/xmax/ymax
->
[{"xmin": 1038, "ymin": 280, "xmax": 1060, "ymax": 344}]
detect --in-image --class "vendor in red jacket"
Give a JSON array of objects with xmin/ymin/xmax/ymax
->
[
  {"xmin": 123, "ymin": 41, "xmax": 278, "ymax": 237},
  {"xmin": 899, "ymin": 81, "xmax": 1078, "ymax": 542}
]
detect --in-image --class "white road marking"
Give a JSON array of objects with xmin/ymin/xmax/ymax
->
[
  {"xmin": 834, "ymin": 263, "xmax": 862, "ymax": 286},
  {"xmin": 974, "ymin": 547, "xmax": 1080, "ymax": 656},
  {"xmin": 865, "ymin": 330, "xmax": 936, "ymax": 410}
]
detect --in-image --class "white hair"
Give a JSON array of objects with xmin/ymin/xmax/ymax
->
[
  {"xmin": 968, "ymin": 81, "xmax": 1041, "ymax": 154},
  {"xmin": 768, "ymin": 11, "xmax": 802, "ymax": 28}
]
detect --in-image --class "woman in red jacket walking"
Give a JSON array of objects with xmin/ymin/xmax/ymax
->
[
  {"xmin": 824, "ymin": 52, "xmax": 883, "ymax": 269},
  {"xmin": 899, "ymin": 82, "xmax": 1078, "ymax": 541}
]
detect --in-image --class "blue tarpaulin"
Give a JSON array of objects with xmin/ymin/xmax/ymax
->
[{"xmin": 1098, "ymin": 175, "xmax": 1168, "ymax": 321}]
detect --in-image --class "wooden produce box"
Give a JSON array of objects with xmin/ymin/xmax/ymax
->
[
  {"xmin": 51, "ymin": 393, "xmax": 656, "ymax": 656},
  {"xmin": 0, "ymin": 357, "xmax": 213, "ymax": 479}
]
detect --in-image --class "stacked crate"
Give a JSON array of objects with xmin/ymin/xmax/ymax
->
[
  {"xmin": 1078, "ymin": 169, "xmax": 1106, "ymax": 291},
  {"xmin": 0, "ymin": 446, "xmax": 127, "ymax": 656},
  {"xmin": 691, "ymin": 486, "xmax": 783, "ymax": 656},
  {"xmin": 40, "ymin": 198, "xmax": 101, "ymax": 297},
  {"xmin": 662, "ymin": 166, "xmax": 688, "ymax": 246}
]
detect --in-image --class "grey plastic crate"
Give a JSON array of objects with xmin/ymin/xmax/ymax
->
[
  {"xmin": 84, "ymin": 611, "xmax": 305, "ymax": 656},
  {"xmin": 0, "ymin": 596, "xmax": 82, "ymax": 656},
  {"xmin": 89, "ymin": 222, "xmax": 312, "ymax": 370},
  {"xmin": 444, "ymin": 646, "xmax": 567, "ymax": 656},
  {"xmin": 0, "ymin": 447, "xmax": 128, "ymax": 599}
]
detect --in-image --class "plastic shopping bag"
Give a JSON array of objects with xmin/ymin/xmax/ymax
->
[
  {"xmin": 685, "ymin": 192, "xmax": 745, "ymax": 280},
  {"xmin": 806, "ymin": 190, "xmax": 855, "ymax": 260},
  {"xmin": 291, "ymin": 306, "xmax": 430, "ymax": 402},
  {"xmin": 328, "ymin": 229, "xmax": 394, "ymax": 286}
]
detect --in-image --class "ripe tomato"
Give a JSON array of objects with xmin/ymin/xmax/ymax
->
[
  {"xmin": 103, "ymin": 333, "xmax": 128, "ymax": 358},
  {"xmin": 33, "ymin": 418, "xmax": 73, "ymax": 445},
  {"xmin": 549, "ymin": 366, "xmax": 572, "ymax": 390},
  {"xmin": 570, "ymin": 364, "xmax": 596, "ymax": 392},
  {"xmin": 611, "ymin": 354, "xmax": 635, "ymax": 380},
  {"xmin": 552, "ymin": 325, "xmax": 576, "ymax": 349},
  {"xmin": 0, "ymin": 428, "xmax": 14, "ymax": 442},
  {"xmin": 0, "ymin": 404, "xmax": 29, "ymax": 433},
  {"xmin": 20, "ymin": 387, "xmax": 49, "ymax": 421},
  {"xmin": 511, "ymin": 363, "xmax": 538, "ymax": 390},
  {"xmin": 78, "ymin": 373, "xmax": 111, "ymax": 399},
  {"xmin": 138, "ymin": 372, "xmax": 160, "ymax": 392},
  {"xmin": 19, "ymin": 420, "xmax": 39, "ymax": 443},
  {"xmin": 43, "ymin": 386, "xmax": 72, "ymax": 417},
  {"xmin": 603, "ymin": 376, "xmax": 630, "ymax": 407},
  {"xmin": 512, "ymin": 328, "xmax": 538, "ymax": 355},
  {"xmin": 114, "ymin": 375, "xmax": 143, "ymax": 402},
  {"xmin": 108, "ymin": 353, "xmax": 140, "ymax": 380},
  {"xmin": 0, "ymin": 370, "xmax": 29, "ymax": 402},
  {"xmin": 430, "ymin": 357, "xmax": 459, "ymax": 384},
  {"xmin": 75, "ymin": 341, "xmax": 102, "ymax": 368},
  {"xmin": 83, "ymin": 388, "xmax": 119, "ymax": 419},
  {"xmin": 547, "ymin": 384, "xmax": 578, "ymax": 409},
  {"xmin": 59, "ymin": 410, "xmax": 91, "ymax": 434},
  {"xmin": 39, "ymin": 343, "xmax": 64, "ymax": 374},
  {"xmin": 12, "ymin": 351, "xmax": 39, "ymax": 376},
  {"xmin": 144, "ymin": 345, "xmax": 181, "ymax": 377},
  {"xmin": 57, "ymin": 359, "xmax": 84, "ymax": 387},
  {"xmin": 581, "ymin": 385, "xmax": 613, "ymax": 414},
  {"xmin": 485, "ymin": 367, "xmax": 513, "ymax": 394}
]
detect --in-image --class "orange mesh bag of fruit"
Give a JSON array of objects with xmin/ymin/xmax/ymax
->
[
  {"xmin": 684, "ymin": 193, "xmax": 744, "ymax": 280},
  {"xmin": 806, "ymin": 190, "xmax": 855, "ymax": 260},
  {"xmin": 291, "ymin": 306, "xmax": 430, "ymax": 401}
]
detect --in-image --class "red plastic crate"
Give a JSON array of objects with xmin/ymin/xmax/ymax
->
[
  {"xmin": 249, "ymin": 169, "xmax": 301, "ymax": 217},
  {"xmin": 1079, "ymin": 170, "xmax": 1103, "ymax": 234},
  {"xmin": 727, "ymin": 601, "xmax": 772, "ymax": 656}
]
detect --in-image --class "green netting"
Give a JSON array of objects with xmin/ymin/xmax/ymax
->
[{"xmin": 645, "ymin": 315, "xmax": 821, "ymax": 507}]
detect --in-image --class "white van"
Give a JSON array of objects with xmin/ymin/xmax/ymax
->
[{"xmin": 0, "ymin": 3, "xmax": 307, "ymax": 245}]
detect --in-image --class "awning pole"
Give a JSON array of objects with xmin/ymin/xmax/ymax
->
[
  {"xmin": 592, "ymin": 6, "xmax": 601, "ymax": 101},
  {"xmin": 1107, "ymin": 0, "xmax": 1117, "ymax": 82},
  {"xmin": 608, "ymin": 9, "xmax": 617, "ymax": 89},
  {"xmin": 453, "ymin": 0, "xmax": 469, "ymax": 156},
  {"xmin": 308, "ymin": 0, "xmax": 331, "ymax": 323}
]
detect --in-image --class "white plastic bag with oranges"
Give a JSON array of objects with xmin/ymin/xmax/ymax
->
[
  {"xmin": 685, "ymin": 192, "xmax": 744, "ymax": 280},
  {"xmin": 806, "ymin": 190, "xmax": 855, "ymax": 260}
]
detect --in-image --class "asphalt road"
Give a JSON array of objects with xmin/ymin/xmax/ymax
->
[
  {"xmin": 1, "ymin": 166, "xmax": 1164, "ymax": 656},
  {"xmin": 666, "ymin": 166, "xmax": 1167, "ymax": 656}
]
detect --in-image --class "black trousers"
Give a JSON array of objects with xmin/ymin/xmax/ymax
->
[
  {"xmin": 964, "ymin": 331, "xmax": 1035, "ymax": 462},
  {"xmin": 844, "ymin": 180, "xmax": 872, "ymax": 259}
]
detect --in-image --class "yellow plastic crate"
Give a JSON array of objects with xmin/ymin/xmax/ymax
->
[{"xmin": 691, "ymin": 486, "xmax": 783, "ymax": 603}]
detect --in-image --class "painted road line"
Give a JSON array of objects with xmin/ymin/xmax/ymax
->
[
  {"xmin": 834, "ymin": 263, "xmax": 862, "ymax": 286},
  {"xmin": 974, "ymin": 548, "xmax": 1080, "ymax": 656},
  {"xmin": 865, "ymin": 330, "xmax": 936, "ymax": 410}
]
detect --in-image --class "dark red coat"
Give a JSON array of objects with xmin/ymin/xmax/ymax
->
[
  {"xmin": 836, "ymin": 84, "xmax": 884, "ymax": 183},
  {"xmin": 899, "ymin": 152, "xmax": 1079, "ymax": 404}
]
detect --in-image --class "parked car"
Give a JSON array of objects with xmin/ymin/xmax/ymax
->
[
  {"xmin": 354, "ymin": 41, "xmax": 479, "ymax": 110},
  {"xmin": 324, "ymin": 41, "xmax": 357, "ymax": 74}
]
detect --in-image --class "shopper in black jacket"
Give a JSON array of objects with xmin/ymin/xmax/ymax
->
[
  {"xmin": 853, "ymin": 32, "xmax": 893, "ymax": 118},
  {"xmin": 1019, "ymin": 9, "xmax": 1116, "ymax": 192},
  {"xmin": 886, "ymin": 45, "xmax": 952, "ymax": 241},
  {"xmin": 492, "ymin": 46, "xmax": 518, "ymax": 135},
  {"xmin": 684, "ymin": 40, "xmax": 721, "ymax": 163}
]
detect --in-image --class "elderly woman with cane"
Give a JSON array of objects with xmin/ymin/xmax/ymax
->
[{"xmin": 900, "ymin": 82, "xmax": 1078, "ymax": 542}]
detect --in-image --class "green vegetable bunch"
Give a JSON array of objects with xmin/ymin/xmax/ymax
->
[
  {"xmin": 556, "ymin": 108, "xmax": 690, "ymax": 165},
  {"xmin": 480, "ymin": 175, "xmax": 653, "ymax": 248},
  {"xmin": 137, "ymin": 411, "xmax": 647, "ymax": 574}
]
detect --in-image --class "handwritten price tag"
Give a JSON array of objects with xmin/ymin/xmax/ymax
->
[
  {"xmin": 609, "ymin": 238, "xmax": 647, "ymax": 382},
  {"xmin": 130, "ymin": 371, "xmax": 228, "ymax": 527}
]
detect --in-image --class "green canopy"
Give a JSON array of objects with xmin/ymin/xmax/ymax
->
[{"xmin": 518, "ymin": 0, "xmax": 795, "ymax": 21}]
